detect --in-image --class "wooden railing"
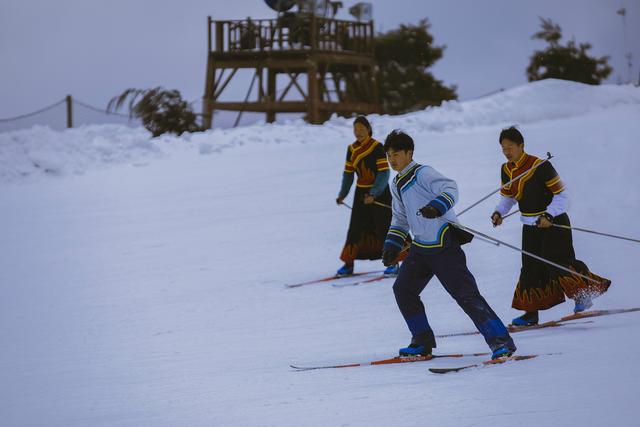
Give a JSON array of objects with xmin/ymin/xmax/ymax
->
[{"xmin": 207, "ymin": 16, "xmax": 374, "ymax": 54}]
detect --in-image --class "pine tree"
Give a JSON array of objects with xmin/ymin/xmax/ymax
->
[
  {"xmin": 527, "ymin": 17, "xmax": 612, "ymax": 84},
  {"xmin": 375, "ymin": 19, "xmax": 457, "ymax": 115}
]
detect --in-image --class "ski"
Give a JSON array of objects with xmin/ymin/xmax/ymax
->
[
  {"xmin": 284, "ymin": 270, "xmax": 383, "ymax": 288},
  {"xmin": 436, "ymin": 320, "xmax": 590, "ymax": 338},
  {"xmin": 436, "ymin": 307, "xmax": 640, "ymax": 338},
  {"xmin": 559, "ymin": 307, "xmax": 640, "ymax": 321},
  {"xmin": 429, "ymin": 354, "xmax": 541, "ymax": 374},
  {"xmin": 290, "ymin": 352, "xmax": 490, "ymax": 371},
  {"xmin": 331, "ymin": 275, "xmax": 394, "ymax": 288}
]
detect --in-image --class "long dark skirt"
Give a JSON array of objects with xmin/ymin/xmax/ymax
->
[
  {"xmin": 340, "ymin": 186, "xmax": 393, "ymax": 264},
  {"xmin": 512, "ymin": 213, "xmax": 611, "ymax": 311}
]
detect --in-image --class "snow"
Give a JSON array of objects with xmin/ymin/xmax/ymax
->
[{"xmin": 1, "ymin": 79, "xmax": 639, "ymax": 426}]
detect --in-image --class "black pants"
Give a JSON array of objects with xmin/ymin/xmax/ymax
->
[{"xmin": 393, "ymin": 245, "xmax": 515, "ymax": 352}]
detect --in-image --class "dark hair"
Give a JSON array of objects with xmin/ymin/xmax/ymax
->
[
  {"xmin": 384, "ymin": 129, "xmax": 414, "ymax": 152},
  {"xmin": 353, "ymin": 115, "xmax": 372, "ymax": 136},
  {"xmin": 499, "ymin": 126, "xmax": 524, "ymax": 145}
]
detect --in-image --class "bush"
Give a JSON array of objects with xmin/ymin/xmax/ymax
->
[
  {"xmin": 108, "ymin": 87, "xmax": 201, "ymax": 137},
  {"xmin": 527, "ymin": 17, "xmax": 612, "ymax": 84},
  {"xmin": 375, "ymin": 19, "xmax": 457, "ymax": 115}
]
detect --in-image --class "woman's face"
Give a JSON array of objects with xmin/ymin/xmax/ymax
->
[
  {"xmin": 500, "ymin": 138, "xmax": 525, "ymax": 163},
  {"xmin": 353, "ymin": 123, "xmax": 370, "ymax": 142}
]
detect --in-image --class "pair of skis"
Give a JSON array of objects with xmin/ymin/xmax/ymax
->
[
  {"xmin": 291, "ymin": 351, "xmax": 546, "ymax": 374},
  {"xmin": 291, "ymin": 307, "xmax": 640, "ymax": 374},
  {"xmin": 285, "ymin": 270, "xmax": 393, "ymax": 289}
]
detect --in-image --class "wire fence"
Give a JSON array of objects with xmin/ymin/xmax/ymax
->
[{"xmin": 0, "ymin": 96, "xmax": 142, "ymax": 133}]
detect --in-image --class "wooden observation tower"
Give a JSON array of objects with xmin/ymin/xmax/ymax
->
[{"xmin": 202, "ymin": 8, "xmax": 380, "ymax": 128}]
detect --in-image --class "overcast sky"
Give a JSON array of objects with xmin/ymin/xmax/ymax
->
[{"xmin": 1, "ymin": 0, "xmax": 638, "ymax": 128}]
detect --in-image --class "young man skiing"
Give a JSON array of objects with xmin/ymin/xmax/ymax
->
[
  {"xmin": 491, "ymin": 127, "xmax": 611, "ymax": 326},
  {"xmin": 382, "ymin": 130, "xmax": 516, "ymax": 359}
]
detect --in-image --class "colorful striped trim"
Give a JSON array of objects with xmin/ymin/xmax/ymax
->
[
  {"xmin": 501, "ymin": 155, "xmax": 543, "ymax": 200},
  {"xmin": 412, "ymin": 224, "xmax": 450, "ymax": 249},
  {"xmin": 428, "ymin": 192, "xmax": 455, "ymax": 215},
  {"xmin": 376, "ymin": 158, "xmax": 390, "ymax": 171},
  {"xmin": 350, "ymin": 138, "xmax": 379, "ymax": 169},
  {"xmin": 521, "ymin": 210, "xmax": 546, "ymax": 216},
  {"xmin": 388, "ymin": 228, "xmax": 408, "ymax": 239},
  {"xmin": 384, "ymin": 227, "xmax": 409, "ymax": 250},
  {"xmin": 545, "ymin": 175, "xmax": 565, "ymax": 194}
]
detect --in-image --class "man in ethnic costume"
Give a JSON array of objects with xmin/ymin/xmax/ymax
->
[
  {"xmin": 336, "ymin": 116, "xmax": 403, "ymax": 277},
  {"xmin": 382, "ymin": 130, "xmax": 516, "ymax": 360},
  {"xmin": 491, "ymin": 127, "xmax": 611, "ymax": 327}
]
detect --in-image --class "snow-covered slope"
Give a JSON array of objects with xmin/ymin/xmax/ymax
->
[{"xmin": 1, "ymin": 80, "xmax": 639, "ymax": 426}]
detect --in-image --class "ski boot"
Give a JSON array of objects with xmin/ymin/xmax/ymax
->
[
  {"xmin": 383, "ymin": 264, "xmax": 399, "ymax": 277},
  {"xmin": 511, "ymin": 311, "xmax": 539, "ymax": 327},
  {"xmin": 573, "ymin": 294, "xmax": 594, "ymax": 313},
  {"xmin": 336, "ymin": 264, "xmax": 354, "ymax": 277},
  {"xmin": 399, "ymin": 333, "xmax": 434, "ymax": 356},
  {"xmin": 491, "ymin": 345, "xmax": 515, "ymax": 360}
]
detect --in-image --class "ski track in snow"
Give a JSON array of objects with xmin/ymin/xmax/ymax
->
[{"xmin": 0, "ymin": 80, "xmax": 639, "ymax": 426}]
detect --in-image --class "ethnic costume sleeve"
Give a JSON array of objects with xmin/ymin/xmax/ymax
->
[
  {"xmin": 495, "ymin": 166, "xmax": 517, "ymax": 216},
  {"xmin": 538, "ymin": 162, "xmax": 569, "ymax": 218},
  {"xmin": 384, "ymin": 184, "xmax": 410, "ymax": 251},
  {"xmin": 338, "ymin": 146, "xmax": 355, "ymax": 199},
  {"xmin": 368, "ymin": 144, "xmax": 391, "ymax": 198}
]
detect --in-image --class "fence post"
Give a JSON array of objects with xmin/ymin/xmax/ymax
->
[{"xmin": 66, "ymin": 95, "xmax": 73, "ymax": 128}]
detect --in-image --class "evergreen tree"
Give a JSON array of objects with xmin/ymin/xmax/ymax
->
[
  {"xmin": 108, "ymin": 88, "xmax": 201, "ymax": 137},
  {"xmin": 375, "ymin": 19, "xmax": 457, "ymax": 115},
  {"xmin": 527, "ymin": 17, "xmax": 612, "ymax": 84}
]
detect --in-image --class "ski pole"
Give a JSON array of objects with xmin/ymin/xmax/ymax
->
[
  {"xmin": 449, "ymin": 222, "xmax": 605, "ymax": 285},
  {"xmin": 500, "ymin": 211, "xmax": 640, "ymax": 243},
  {"xmin": 457, "ymin": 152, "xmax": 553, "ymax": 217},
  {"xmin": 338, "ymin": 201, "xmax": 352, "ymax": 210},
  {"xmin": 552, "ymin": 224, "xmax": 640, "ymax": 244},
  {"xmin": 373, "ymin": 201, "xmax": 392, "ymax": 209},
  {"xmin": 503, "ymin": 210, "xmax": 520, "ymax": 219}
]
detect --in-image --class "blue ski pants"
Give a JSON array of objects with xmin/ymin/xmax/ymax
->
[{"xmin": 393, "ymin": 245, "xmax": 515, "ymax": 352}]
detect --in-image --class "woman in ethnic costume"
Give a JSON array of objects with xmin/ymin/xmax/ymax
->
[
  {"xmin": 336, "ymin": 116, "xmax": 401, "ymax": 277},
  {"xmin": 490, "ymin": 127, "xmax": 611, "ymax": 326}
]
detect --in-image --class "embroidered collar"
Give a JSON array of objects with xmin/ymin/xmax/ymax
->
[
  {"xmin": 510, "ymin": 152, "xmax": 528, "ymax": 168},
  {"xmin": 398, "ymin": 160, "xmax": 418, "ymax": 177}
]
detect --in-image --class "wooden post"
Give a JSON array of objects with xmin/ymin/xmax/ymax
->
[
  {"xmin": 216, "ymin": 22, "xmax": 224, "ymax": 52},
  {"xmin": 310, "ymin": 14, "xmax": 317, "ymax": 51},
  {"xmin": 266, "ymin": 69, "xmax": 276, "ymax": 123},
  {"xmin": 207, "ymin": 16, "xmax": 212, "ymax": 53},
  {"xmin": 307, "ymin": 61, "xmax": 319, "ymax": 123},
  {"xmin": 66, "ymin": 95, "xmax": 73, "ymax": 128}
]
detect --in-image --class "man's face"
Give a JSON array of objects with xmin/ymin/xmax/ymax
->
[
  {"xmin": 500, "ymin": 138, "xmax": 525, "ymax": 163},
  {"xmin": 353, "ymin": 123, "xmax": 369, "ymax": 142},
  {"xmin": 386, "ymin": 148, "xmax": 413, "ymax": 172}
]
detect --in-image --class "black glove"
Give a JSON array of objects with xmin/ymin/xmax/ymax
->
[
  {"xmin": 382, "ymin": 249, "xmax": 399, "ymax": 266},
  {"xmin": 491, "ymin": 211, "xmax": 502, "ymax": 227},
  {"xmin": 418, "ymin": 205, "xmax": 441, "ymax": 219}
]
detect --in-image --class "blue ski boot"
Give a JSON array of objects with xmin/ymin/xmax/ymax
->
[
  {"xmin": 336, "ymin": 264, "xmax": 354, "ymax": 277},
  {"xmin": 491, "ymin": 345, "xmax": 515, "ymax": 360},
  {"xmin": 383, "ymin": 264, "xmax": 399, "ymax": 277},
  {"xmin": 511, "ymin": 311, "xmax": 539, "ymax": 327},
  {"xmin": 573, "ymin": 294, "xmax": 593, "ymax": 313},
  {"xmin": 399, "ymin": 333, "xmax": 434, "ymax": 356}
]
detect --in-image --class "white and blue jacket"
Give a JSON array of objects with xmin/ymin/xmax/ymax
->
[{"xmin": 384, "ymin": 161, "xmax": 460, "ymax": 254}]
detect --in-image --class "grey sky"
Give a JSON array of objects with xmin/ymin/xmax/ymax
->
[{"xmin": 1, "ymin": 0, "xmax": 638, "ymax": 129}]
